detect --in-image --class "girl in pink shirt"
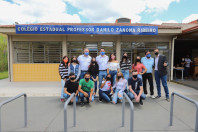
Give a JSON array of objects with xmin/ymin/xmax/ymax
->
[{"xmin": 132, "ymin": 56, "xmax": 147, "ymax": 80}]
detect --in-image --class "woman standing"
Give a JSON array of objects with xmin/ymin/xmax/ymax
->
[
  {"xmin": 107, "ymin": 53, "xmax": 120, "ymax": 86},
  {"xmin": 112, "ymin": 72, "xmax": 127, "ymax": 104},
  {"xmin": 59, "ymin": 56, "xmax": 70, "ymax": 102},
  {"xmin": 70, "ymin": 56, "xmax": 81, "ymax": 81},
  {"xmin": 88, "ymin": 57, "xmax": 99, "ymax": 96},
  {"xmin": 120, "ymin": 52, "xmax": 131, "ymax": 81},
  {"xmin": 132, "ymin": 56, "xmax": 147, "ymax": 80},
  {"xmin": 99, "ymin": 74, "xmax": 114, "ymax": 102}
]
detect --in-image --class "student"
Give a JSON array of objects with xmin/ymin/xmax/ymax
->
[
  {"xmin": 59, "ymin": 56, "xmax": 70, "ymax": 102},
  {"xmin": 88, "ymin": 57, "xmax": 99, "ymax": 96},
  {"xmin": 132, "ymin": 56, "xmax": 147, "ymax": 80},
  {"xmin": 120, "ymin": 52, "xmax": 131, "ymax": 81},
  {"xmin": 141, "ymin": 50, "xmax": 155, "ymax": 98},
  {"xmin": 70, "ymin": 56, "xmax": 81, "ymax": 81},
  {"xmin": 128, "ymin": 70, "xmax": 146, "ymax": 105},
  {"xmin": 99, "ymin": 74, "xmax": 114, "ymax": 102},
  {"xmin": 78, "ymin": 72, "xmax": 94, "ymax": 106},
  {"xmin": 107, "ymin": 53, "xmax": 120, "ymax": 86},
  {"xmin": 96, "ymin": 48, "xmax": 109, "ymax": 89},
  {"xmin": 112, "ymin": 72, "xmax": 127, "ymax": 104},
  {"xmin": 63, "ymin": 72, "xmax": 79, "ymax": 104},
  {"xmin": 77, "ymin": 48, "xmax": 92, "ymax": 80}
]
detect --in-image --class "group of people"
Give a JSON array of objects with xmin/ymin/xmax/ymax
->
[{"xmin": 59, "ymin": 48, "xmax": 170, "ymax": 106}]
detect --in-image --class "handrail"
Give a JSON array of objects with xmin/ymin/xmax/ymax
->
[
  {"xmin": 122, "ymin": 92, "xmax": 134, "ymax": 132},
  {"xmin": 64, "ymin": 93, "xmax": 76, "ymax": 132},
  {"xmin": 0, "ymin": 93, "xmax": 27, "ymax": 132},
  {"xmin": 170, "ymin": 92, "xmax": 198, "ymax": 132}
]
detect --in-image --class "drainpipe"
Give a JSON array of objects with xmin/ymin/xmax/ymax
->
[{"xmin": 171, "ymin": 36, "xmax": 177, "ymax": 81}]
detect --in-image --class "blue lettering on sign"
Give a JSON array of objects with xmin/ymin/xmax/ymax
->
[{"xmin": 16, "ymin": 25, "xmax": 158, "ymax": 35}]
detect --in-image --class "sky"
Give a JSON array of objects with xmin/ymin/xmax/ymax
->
[{"xmin": 0, "ymin": 0, "xmax": 198, "ymax": 25}]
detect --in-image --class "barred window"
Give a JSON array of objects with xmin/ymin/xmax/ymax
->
[{"xmin": 13, "ymin": 42, "xmax": 62, "ymax": 63}]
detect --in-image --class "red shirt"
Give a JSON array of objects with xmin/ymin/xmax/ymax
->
[{"xmin": 132, "ymin": 63, "xmax": 146, "ymax": 73}]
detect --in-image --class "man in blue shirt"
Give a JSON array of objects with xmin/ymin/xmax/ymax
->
[{"xmin": 141, "ymin": 50, "xmax": 155, "ymax": 99}]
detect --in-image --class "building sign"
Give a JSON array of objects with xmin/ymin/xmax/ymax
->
[{"xmin": 16, "ymin": 25, "xmax": 158, "ymax": 35}]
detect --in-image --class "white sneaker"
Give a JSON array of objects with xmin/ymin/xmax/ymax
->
[{"xmin": 151, "ymin": 95, "xmax": 155, "ymax": 99}]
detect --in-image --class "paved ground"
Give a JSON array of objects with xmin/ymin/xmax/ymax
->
[
  {"xmin": 0, "ymin": 79, "xmax": 198, "ymax": 132},
  {"xmin": 173, "ymin": 78, "xmax": 198, "ymax": 90}
]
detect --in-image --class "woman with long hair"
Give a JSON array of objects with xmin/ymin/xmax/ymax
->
[
  {"xmin": 88, "ymin": 57, "xmax": 99, "ymax": 96},
  {"xmin": 59, "ymin": 56, "xmax": 70, "ymax": 102},
  {"xmin": 70, "ymin": 56, "xmax": 81, "ymax": 81},
  {"xmin": 107, "ymin": 53, "xmax": 120, "ymax": 86},
  {"xmin": 120, "ymin": 52, "xmax": 131, "ymax": 81},
  {"xmin": 112, "ymin": 72, "xmax": 127, "ymax": 104},
  {"xmin": 132, "ymin": 56, "xmax": 147, "ymax": 80}
]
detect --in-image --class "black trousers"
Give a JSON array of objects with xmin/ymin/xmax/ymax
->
[{"xmin": 142, "ymin": 73, "xmax": 154, "ymax": 95}]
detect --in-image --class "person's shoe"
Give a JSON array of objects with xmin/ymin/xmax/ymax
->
[
  {"xmin": 139, "ymin": 98, "xmax": 143, "ymax": 105},
  {"xmin": 150, "ymin": 95, "xmax": 155, "ymax": 99},
  {"xmin": 166, "ymin": 98, "xmax": 170, "ymax": 102},
  {"xmin": 80, "ymin": 102, "xmax": 84, "ymax": 106},
  {"xmin": 99, "ymin": 97, "xmax": 102, "ymax": 102},
  {"xmin": 155, "ymin": 96, "xmax": 161, "ymax": 99},
  {"xmin": 60, "ymin": 98, "xmax": 65, "ymax": 103}
]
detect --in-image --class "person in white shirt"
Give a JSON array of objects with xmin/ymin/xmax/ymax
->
[
  {"xmin": 96, "ymin": 48, "xmax": 109, "ymax": 88},
  {"xmin": 112, "ymin": 72, "xmax": 127, "ymax": 104},
  {"xmin": 184, "ymin": 55, "xmax": 192, "ymax": 78},
  {"xmin": 77, "ymin": 48, "xmax": 92, "ymax": 80},
  {"xmin": 99, "ymin": 74, "xmax": 114, "ymax": 102},
  {"xmin": 107, "ymin": 53, "xmax": 120, "ymax": 86}
]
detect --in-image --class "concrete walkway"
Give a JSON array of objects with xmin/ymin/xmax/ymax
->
[{"xmin": 0, "ymin": 79, "xmax": 198, "ymax": 132}]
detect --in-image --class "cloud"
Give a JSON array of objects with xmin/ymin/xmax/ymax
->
[
  {"xmin": 65, "ymin": 0, "xmax": 180, "ymax": 23},
  {"xmin": 0, "ymin": 0, "xmax": 81, "ymax": 24},
  {"xmin": 151, "ymin": 19, "xmax": 178, "ymax": 24},
  {"xmin": 182, "ymin": 14, "xmax": 198, "ymax": 23}
]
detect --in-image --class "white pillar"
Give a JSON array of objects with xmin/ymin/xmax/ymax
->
[
  {"xmin": 9, "ymin": 35, "xmax": 13, "ymax": 82},
  {"xmin": 171, "ymin": 36, "xmax": 177, "ymax": 81},
  {"xmin": 116, "ymin": 36, "xmax": 121, "ymax": 62},
  {"xmin": 62, "ymin": 36, "xmax": 67, "ymax": 56}
]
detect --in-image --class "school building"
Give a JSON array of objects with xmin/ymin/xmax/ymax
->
[{"xmin": 0, "ymin": 18, "xmax": 197, "ymax": 82}]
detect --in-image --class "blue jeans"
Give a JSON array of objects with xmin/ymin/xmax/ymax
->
[
  {"xmin": 121, "ymin": 70, "xmax": 129, "ymax": 80},
  {"xmin": 99, "ymin": 89, "xmax": 111, "ymax": 102},
  {"xmin": 112, "ymin": 89, "xmax": 123, "ymax": 104},
  {"xmin": 154, "ymin": 71, "xmax": 169, "ymax": 98},
  {"xmin": 63, "ymin": 93, "xmax": 79, "ymax": 102},
  {"xmin": 109, "ymin": 70, "xmax": 117, "ymax": 86},
  {"xmin": 99, "ymin": 71, "xmax": 107, "ymax": 88},
  {"xmin": 138, "ymin": 74, "xmax": 142, "ymax": 80},
  {"xmin": 128, "ymin": 90, "xmax": 146, "ymax": 100},
  {"xmin": 79, "ymin": 91, "xmax": 94, "ymax": 102},
  {"xmin": 80, "ymin": 71, "xmax": 88, "ymax": 80},
  {"xmin": 91, "ymin": 75, "xmax": 98, "ymax": 93},
  {"xmin": 61, "ymin": 79, "xmax": 65, "ymax": 99}
]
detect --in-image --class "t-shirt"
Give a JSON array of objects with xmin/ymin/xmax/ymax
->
[
  {"xmin": 77, "ymin": 55, "xmax": 92, "ymax": 71},
  {"xmin": 132, "ymin": 63, "xmax": 146, "ymax": 73},
  {"xmin": 64, "ymin": 80, "xmax": 79, "ymax": 94},
  {"xmin": 79, "ymin": 79, "xmax": 94, "ymax": 92},
  {"xmin": 185, "ymin": 58, "xmax": 191, "ymax": 68},
  {"xmin": 100, "ymin": 80, "xmax": 111, "ymax": 91},
  {"xmin": 128, "ymin": 77, "xmax": 143, "ymax": 91}
]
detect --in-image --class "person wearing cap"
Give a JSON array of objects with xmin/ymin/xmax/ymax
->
[
  {"xmin": 63, "ymin": 72, "xmax": 79, "ymax": 104},
  {"xmin": 77, "ymin": 48, "xmax": 92, "ymax": 80},
  {"xmin": 141, "ymin": 50, "xmax": 155, "ymax": 99}
]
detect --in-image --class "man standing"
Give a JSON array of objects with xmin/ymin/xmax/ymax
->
[
  {"xmin": 78, "ymin": 72, "xmax": 94, "ymax": 106},
  {"xmin": 78, "ymin": 48, "xmax": 92, "ymax": 79},
  {"xmin": 184, "ymin": 54, "xmax": 192, "ymax": 78},
  {"xmin": 141, "ymin": 50, "xmax": 155, "ymax": 98},
  {"xmin": 154, "ymin": 48, "xmax": 170, "ymax": 102},
  {"xmin": 128, "ymin": 70, "xmax": 146, "ymax": 105},
  {"xmin": 96, "ymin": 48, "xmax": 109, "ymax": 88}
]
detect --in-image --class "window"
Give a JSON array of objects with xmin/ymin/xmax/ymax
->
[{"xmin": 14, "ymin": 42, "xmax": 62, "ymax": 63}]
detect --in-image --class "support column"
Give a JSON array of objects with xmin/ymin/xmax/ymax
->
[
  {"xmin": 7, "ymin": 35, "xmax": 11, "ymax": 82},
  {"xmin": 116, "ymin": 36, "xmax": 121, "ymax": 62},
  {"xmin": 171, "ymin": 36, "xmax": 177, "ymax": 81},
  {"xmin": 62, "ymin": 36, "xmax": 67, "ymax": 56},
  {"xmin": 9, "ymin": 35, "xmax": 13, "ymax": 82}
]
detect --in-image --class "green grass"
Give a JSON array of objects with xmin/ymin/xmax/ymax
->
[{"xmin": 0, "ymin": 71, "xmax": 8, "ymax": 80}]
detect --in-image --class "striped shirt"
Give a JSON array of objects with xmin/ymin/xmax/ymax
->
[
  {"xmin": 59, "ymin": 63, "xmax": 70, "ymax": 79},
  {"xmin": 120, "ymin": 60, "xmax": 131, "ymax": 70}
]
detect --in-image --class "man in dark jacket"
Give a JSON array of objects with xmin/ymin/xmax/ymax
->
[{"xmin": 153, "ymin": 48, "xmax": 170, "ymax": 102}]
